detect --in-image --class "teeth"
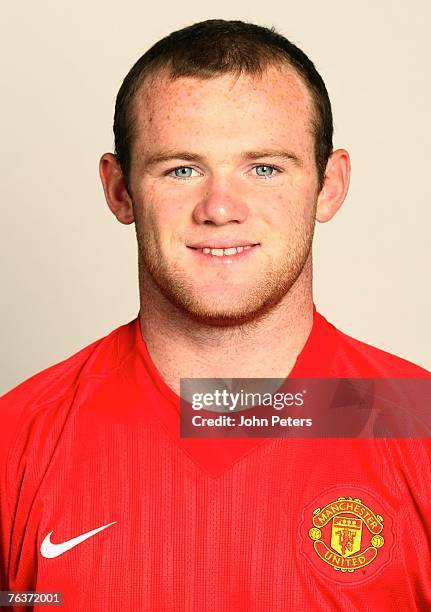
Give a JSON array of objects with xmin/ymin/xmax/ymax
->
[{"xmin": 196, "ymin": 245, "xmax": 255, "ymax": 256}]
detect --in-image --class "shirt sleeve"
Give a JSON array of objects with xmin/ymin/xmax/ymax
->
[{"xmin": 0, "ymin": 383, "xmax": 28, "ymax": 591}]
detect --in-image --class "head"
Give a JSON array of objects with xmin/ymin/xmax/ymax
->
[{"xmin": 100, "ymin": 20, "xmax": 349, "ymax": 326}]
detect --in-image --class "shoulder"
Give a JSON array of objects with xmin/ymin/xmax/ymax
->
[
  {"xmin": 0, "ymin": 318, "xmax": 138, "ymax": 462},
  {"xmin": 1, "ymin": 319, "xmax": 133, "ymax": 404},
  {"xmin": 329, "ymin": 320, "xmax": 430, "ymax": 378}
]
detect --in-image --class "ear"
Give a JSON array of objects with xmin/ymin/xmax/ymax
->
[
  {"xmin": 99, "ymin": 153, "xmax": 135, "ymax": 225},
  {"xmin": 315, "ymin": 149, "xmax": 350, "ymax": 223}
]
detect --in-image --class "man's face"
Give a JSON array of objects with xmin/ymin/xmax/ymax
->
[{"xmin": 128, "ymin": 65, "xmax": 320, "ymax": 325}]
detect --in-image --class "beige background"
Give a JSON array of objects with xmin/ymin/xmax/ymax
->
[{"xmin": 1, "ymin": 0, "xmax": 430, "ymax": 394}]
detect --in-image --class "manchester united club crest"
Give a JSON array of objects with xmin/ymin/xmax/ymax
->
[
  {"xmin": 309, "ymin": 496, "xmax": 384, "ymax": 572},
  {"xmin": 299, "ymin": 488, "xmax": 394, "ymax": 584}
]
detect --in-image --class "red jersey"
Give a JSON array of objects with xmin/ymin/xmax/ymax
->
[{"xmin": 1, "ymin": 307, "xmax": 430, "ymax": 611}]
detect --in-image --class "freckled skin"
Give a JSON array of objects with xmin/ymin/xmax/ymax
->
[{"xmin": 127, "ymin": 65, "xmax": 321, "ymax": 325}]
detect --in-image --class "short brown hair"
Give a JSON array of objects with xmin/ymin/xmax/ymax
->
[{"xmin": 113, "ymin": 19, "xmax": 333, "ymax": 191}]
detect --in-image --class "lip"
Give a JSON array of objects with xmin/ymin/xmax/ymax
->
[
  {"xmin": 187, "ymin": 240, "xmax": 260, "ymax": 249},
  {"xmin": 187, "ymin": 243, "xmax": 260, "ymax": 264}
]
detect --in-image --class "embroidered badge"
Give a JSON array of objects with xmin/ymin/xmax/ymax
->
[
  {"xmin": 308, "ymin": 496, "xmax": 384, "ymax": 572},
  {"xmin": 299, "ymin": 487, "xmax": 394, "ymax": 584}
]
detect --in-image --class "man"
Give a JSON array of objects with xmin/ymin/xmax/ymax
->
[{"xmin": 1, "ymin": 19, "xmax": 429, "ymax": 611}]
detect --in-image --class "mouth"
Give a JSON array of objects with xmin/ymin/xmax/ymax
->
[
  {"xmin": 187, "ymin": 242, "xmax": 260, "ymax": 262},
  {"xmin": 189, "ymin": 244, "xmax": 257, "ymax": 256}
]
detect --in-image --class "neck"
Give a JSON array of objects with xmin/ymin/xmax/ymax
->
[{"xmin": 139, "ymin": 256, "xmax": 314, "ymax": 395}]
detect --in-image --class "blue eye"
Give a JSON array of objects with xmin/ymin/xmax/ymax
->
[
  {"xmin": 173, "ymin": 167, "xmax": 193, "ymax": 178},
  {"xmin": 255, "ymin": 165, "xmax": 275, "ymax": 177}
]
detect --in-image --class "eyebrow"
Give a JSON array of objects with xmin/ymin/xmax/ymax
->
[{"xmin": 142, "ymin": 148, "xmax": 303, "ymax": 168}]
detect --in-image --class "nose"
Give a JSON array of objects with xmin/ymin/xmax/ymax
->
[{"xmin": 192, "ymin": 179, "xmax": 249, "ymax": 226}]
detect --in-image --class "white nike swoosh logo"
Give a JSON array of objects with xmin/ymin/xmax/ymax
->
[{"xmin": 40, "ymin": 521, "xmax": 117, "ymax": 558}]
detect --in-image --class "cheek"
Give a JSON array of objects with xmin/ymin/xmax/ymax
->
[
  {"xmin": 286, "ymin": 176, "xmax": 319, "ymax": 226},
  {"xmin": 156, "ymin": 200, "xmax": 190, "ymax": 241},
  {"xmin": 259, "ymin": 188, "xmax": 316, "ymax": 249},
  {"xmin": 259, "ymin": 191, "xmax": 305, "ymax": 227},
  {"xmin": 136, "ymin": 182, "xmax": 188, "ymax": 235}
]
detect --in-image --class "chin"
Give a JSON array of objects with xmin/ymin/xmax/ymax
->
[
  {"xmin": 185, "ymin": 307, "xmax": 261, "ymax": 327},
  {"xmin": 141, "ymin": 250, "xmax": 309, "ymax": 326},
  {"xmin": 174, "ymin": 290, "xmax": 289, "ymax": 327}
]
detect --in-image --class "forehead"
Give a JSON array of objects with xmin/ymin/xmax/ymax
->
[{"xmin": 132, "ymin": 65, "xmax": 315, "ymax": 158}]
